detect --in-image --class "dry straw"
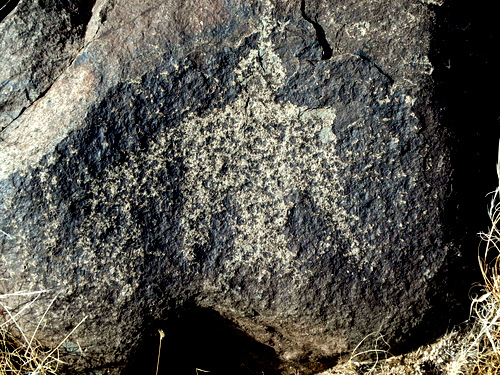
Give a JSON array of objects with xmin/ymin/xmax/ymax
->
[
  {"xmin": 0, "ymin": 290, "xmax": 86, "ymax": 375},
  {"xmin": 156, "ymin": 329, "xmax": 165, "ymax": 375}
]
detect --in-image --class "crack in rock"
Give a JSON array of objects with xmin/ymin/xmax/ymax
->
[
  {"xmin": 0, "ymin": 46, "xmax": 85, "ymax": 134},
  {"xmin": 300, "ymin": 0, "xmax": 332, "ymax": 60},
  {"xmin": 355, "ymin": 49, "xmax": 395, "ymax": 84}
]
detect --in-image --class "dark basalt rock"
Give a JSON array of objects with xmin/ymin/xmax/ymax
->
[{"xmin": 0, "ymin": 0, "xmax": 492, "ymax": 374}]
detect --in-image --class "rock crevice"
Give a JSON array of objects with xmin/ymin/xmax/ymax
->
[{"xmin": 299, "ymin": 0, "xmax": 333, "ymax": 60}]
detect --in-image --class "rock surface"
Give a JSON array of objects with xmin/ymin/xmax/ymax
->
[
  {"xmin": 0, "ymin": 0, "xmax": 472, "ymax": 374},
  {"xmin": 0, "ymin": 0, "xmax": 94, "ymax": 130}
]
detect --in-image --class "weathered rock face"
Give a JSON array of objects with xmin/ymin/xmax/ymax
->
[
  {"xmin": 0, "ymin": 0, "xmax": 470, "ymax": 374},
  {"xmin": 0, "ymin": 0, "xmax": 94, "ymax": 129}
]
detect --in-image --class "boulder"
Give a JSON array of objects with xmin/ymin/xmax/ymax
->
[{"xmin": 0, "ymin": 0, "xmax": 470, "ymax": 374}]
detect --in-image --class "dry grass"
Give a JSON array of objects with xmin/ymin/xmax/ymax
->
[{"xmin": 0, "ymin": 290, "xmax": 86, "ymax": 375}]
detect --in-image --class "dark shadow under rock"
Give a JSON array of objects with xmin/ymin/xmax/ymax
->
[{"xmin": 124, "ymin": 307, "xmax": 282, "ymax": 375}]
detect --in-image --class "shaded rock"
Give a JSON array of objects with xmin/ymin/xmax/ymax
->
[{"xmin": 0, "ymin": 0, "xmax": 474, "ymax": 374}]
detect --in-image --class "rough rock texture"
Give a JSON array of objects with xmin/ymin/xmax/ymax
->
[
  {"xmin": 0, "ymin": 0, "xmax": 94, "ymax": 129},
  {"xmin": 0, "ymin": 0, "xmax": 479, "ymax": 374}
]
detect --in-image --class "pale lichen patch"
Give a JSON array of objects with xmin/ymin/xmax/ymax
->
[{"xmin": 168, "ymin": 13, "xmax": 363, "ymax": 283}]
